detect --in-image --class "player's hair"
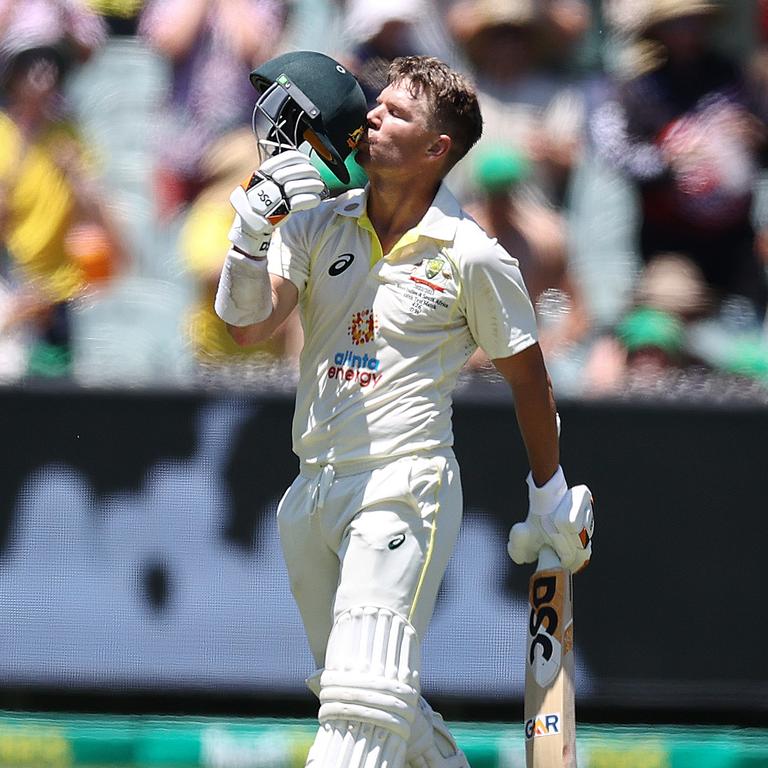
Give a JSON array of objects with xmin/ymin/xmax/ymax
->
[{"xmin": 387, "ymin": 56, "xmax": 483, "ymax": 172}]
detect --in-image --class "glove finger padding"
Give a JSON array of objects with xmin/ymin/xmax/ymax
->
[
  {"xmin": 227, "ymin": 149, "xmax": 325, "ymax": 257},
  {"xmin": 269, "ymin": 160, "xmax": 322, "ymax": 185},
  {"xmin": 275, "ymin": 168, "xmax": 324, "ymax": 212},
  {"xmin": 258, "ymin": 148, "xmax": 312, "ymax": 176},
  {"xmin": 507, "ymin": 520, "xmax": 545, "ymax": 565},
  {"xmin": 241, "ymin": 150, "xmax": 324, "ymax": 224},
  {"xmin": 260, "ymin": 150, "xmax": 323, "ymax": 203},
  {"xmin": 290, "ymin": 192, "xmax": 324, "ymax": 212},
  {"xmin": 283, "ymin": 179, "xmax": 327, "ymax": 209},
  {"xmin": 551, "ymin": 485, "xmax": 594, "ymax": 573},
  {"xmin": 231, "ymin": 186, "xmax": 273, "ymax": 233}
]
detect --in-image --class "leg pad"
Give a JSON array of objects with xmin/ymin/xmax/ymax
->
[
  {"xmin": 319, "ymin": 606, "xmax": 420, "ymax": 740},
  {"xmin": 305, "ymin": 606, "xmax": 421, "ymax": 768}
]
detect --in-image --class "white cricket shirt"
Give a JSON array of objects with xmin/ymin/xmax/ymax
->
[{"xmin": 267, "ymin": 183, "xmax": 538, "ymax": 468}]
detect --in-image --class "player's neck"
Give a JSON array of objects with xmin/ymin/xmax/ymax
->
[{"xmin": 366, "ymin": 176, "xmax": 440, "ymax": 255}]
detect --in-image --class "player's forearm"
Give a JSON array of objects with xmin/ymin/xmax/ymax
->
[
  {"xmin": 220, "ymin": 268, "xmax": 298, "ymax": 347},
  {"xmin": 513, "ymin": 376, "xmax": 560, "ymax": 486},
  {"xmin": 493, "ymin": 344, "xmax": 560, "ymax": 486}
]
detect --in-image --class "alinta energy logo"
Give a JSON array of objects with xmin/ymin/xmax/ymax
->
[{"xmin": 327, "ymin": 309, "xmax": 382, "ymax": 388}]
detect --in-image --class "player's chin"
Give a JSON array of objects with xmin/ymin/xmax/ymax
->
[{"xmin": 355, "ymin": 144, "xmax": 371, "ymax": 165}]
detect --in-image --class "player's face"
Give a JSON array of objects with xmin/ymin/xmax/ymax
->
[{"xmin": 356, "ymin": 80, "xmax": 441, "ymax": 174}]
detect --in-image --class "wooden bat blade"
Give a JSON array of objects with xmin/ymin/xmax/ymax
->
[{"xmin": 524, "ymin": 547, "xmax": 576, "ymax": 768}]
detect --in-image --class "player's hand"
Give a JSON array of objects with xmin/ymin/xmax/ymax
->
[
  {"xmin": 508, "ymin": 467, "xmax": 567, "ymax": 567},
  {"xmin": 228, "ymin": 149, "xmax": 325, "ymax": 257},
  {"xmin": 507, "ymin": 467, "xmax": 594, "ymax": 573}
]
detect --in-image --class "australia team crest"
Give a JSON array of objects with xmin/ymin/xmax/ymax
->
[{"xmin": 410, "ymin": 253, "xmax": 453, "ymax": 292}]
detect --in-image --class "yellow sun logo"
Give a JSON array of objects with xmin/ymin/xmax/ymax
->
[{"xmin": 348, "ymin": 309, "xmax": 378, "ymax": 345}]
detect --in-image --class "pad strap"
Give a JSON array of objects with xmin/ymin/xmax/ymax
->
[{"xmin": 406, "ymin": 698, "xmax": 468, "ymax": 768}]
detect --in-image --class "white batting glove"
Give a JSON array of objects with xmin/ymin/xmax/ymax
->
[
  {"xmin": 548, "ymin": 484, "xmax": 594, "ymax": 573},
  {"xmin": 228, "ymin": 149, "xmax": 325, "ymax": 257},
  {"xmin": 215, "ymin": 151, "xmax": 325, "ymax": 326},
  {"xmin": 508, "ymin": 467, "xmax": 567, "ymax": 565},
  {"xmin": 507, "ymin": 467, "xmax": 595, "ymax": 574}
]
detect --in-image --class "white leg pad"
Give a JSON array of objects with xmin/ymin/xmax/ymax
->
[
  {"xmin": 406, "ymin": 698, "xmax": 469, "ymax": 768},
  {"xmin": 306, "ymin": 719, "xmax": 407, "ymax": 768},
  {"xmin": 305, "ymin": 606, "xmax": 421, "ymax": 768}
]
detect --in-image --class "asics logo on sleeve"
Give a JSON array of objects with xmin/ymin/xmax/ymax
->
[{"xmin": 329, "ymin": 253, "xmax": 355, "ymax": 276}]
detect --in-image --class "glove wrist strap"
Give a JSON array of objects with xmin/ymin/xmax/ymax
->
[
  {"xmin": 228, "ymin": 218, "xmax": 273, "ymax": 260},
  {"xmin": 232, "ymin": 244, "xmax": 267, "ymax": 262},
  {"xmin": 526, "ymin": 465, "xmax": 567, "ymax": 515}
]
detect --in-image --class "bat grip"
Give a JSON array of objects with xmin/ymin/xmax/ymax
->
[{"xmin": 537, "ymin": 545, "xmax": 561, "ymax": 570}]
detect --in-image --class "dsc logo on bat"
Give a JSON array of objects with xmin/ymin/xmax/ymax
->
[
  {"xmin": 525, "ymin": 713, "xmax": 561, "ymax": 740},
  {"xmin": 528, "ymin": 568, "xmax": 571, "ymax": 687}
]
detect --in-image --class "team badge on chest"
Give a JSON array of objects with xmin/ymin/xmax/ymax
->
[
  {"xmin": 408, "ymin": 253, "xmax": 453, "ymax": 295},
  {"xmin": 425, "ymin": 258, "xmax": 444, "ymax": 280}
]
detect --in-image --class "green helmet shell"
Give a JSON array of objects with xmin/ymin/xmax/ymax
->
[{"xmin": 250, "ymin": 51, "xmax": 368, "ymax": 183}]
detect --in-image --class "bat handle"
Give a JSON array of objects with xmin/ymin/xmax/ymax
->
[{"xmin": 537, "ymin": 545, "xmax": 561, "ymax": 570}]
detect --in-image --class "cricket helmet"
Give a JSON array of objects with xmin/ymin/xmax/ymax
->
[{"xmin": 250, "ymin": 51, "xmax": 368, "ymax": 183}]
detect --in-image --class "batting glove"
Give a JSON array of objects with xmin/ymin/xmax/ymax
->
[
  {"xmin": 228, "ymin": 149, "xmax": 325, "ymax": 258},
  {"xmin": 508, "ymin": 467, "xmax": 595, "ymax": 574}
]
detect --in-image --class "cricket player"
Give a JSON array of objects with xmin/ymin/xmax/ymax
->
[{"xmin": 215, "ymin": 52, "xmax": 594, "ymax": 768}]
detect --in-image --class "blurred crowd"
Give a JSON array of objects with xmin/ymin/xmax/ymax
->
[{"xmin": 2, "ymin": 0, "xmax": 768, "ymax": 401}]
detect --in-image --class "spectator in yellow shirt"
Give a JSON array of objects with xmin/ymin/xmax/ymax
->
[{"xmin": 0, "ymin": 41, "xmax": 124, "ymax": 377}]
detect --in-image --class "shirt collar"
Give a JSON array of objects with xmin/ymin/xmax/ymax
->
[
  {"xmin": 415, "ymin": 183, "xmax": 461, "ymax": 243},
  {"xmin": 333, "ymin": 187, "xmax": 368, "ymax": 218},
  {"xmin": 333, "ymin": 183, "xmax": 461, "ymax": 245}
]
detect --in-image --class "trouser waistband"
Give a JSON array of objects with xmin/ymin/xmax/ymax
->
[{"xmin": 299, "ymin": 446, "xmax": 455, "ymax": 480}]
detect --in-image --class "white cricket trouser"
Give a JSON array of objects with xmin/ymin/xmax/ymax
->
[{"xmin": 276, "ymin": 450, "xmax": 463, "ymax": 667}]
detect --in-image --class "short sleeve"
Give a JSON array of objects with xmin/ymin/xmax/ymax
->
[
  {"xmin": 266, "ymin": 218, "xmax": 311, "ymax": 296},
  {"xmin": 461, "ymin": 242, "xmax": 538, "ymax": 360}
]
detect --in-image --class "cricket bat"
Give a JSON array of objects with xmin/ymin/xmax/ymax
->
[{"xmin": 524, "ymin": 544, "xmax": 577, "ymax": 768}]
